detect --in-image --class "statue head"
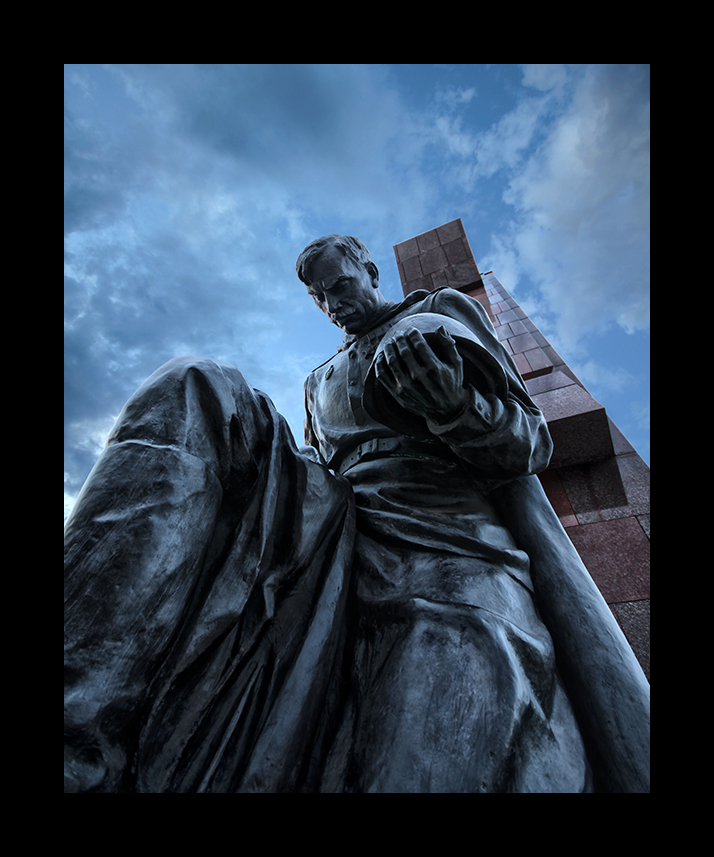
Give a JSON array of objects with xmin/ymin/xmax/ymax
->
[{"xmin": 296, "ymin": 235, "xmax": 388, "ymax": 334}]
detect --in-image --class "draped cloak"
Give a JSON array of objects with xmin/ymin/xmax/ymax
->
[{"xmin": 64, "ymin": 288, "xmax": 649, "ymax": 793}]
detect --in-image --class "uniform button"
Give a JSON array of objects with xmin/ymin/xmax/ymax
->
[
  {"xmin": 349, "ymin": 379, "xmax": 357, "ymax": 386},
  {"xmin": 349, "ymin": 351, "xmax": 356, "ymax": 359}
]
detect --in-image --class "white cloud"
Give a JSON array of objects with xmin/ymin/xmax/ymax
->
[
  {"xmin": 431, "ymin": 92, "xmax": 549, "ymax": 189},
  {"xmin": 492, "ymin": 66, "xmax": 650, "ymax": 352},
  {"xmin": 436, "ymin": 86, "xmax": 476, "ymax": 110},
  {"xmin": 571, "ymin": 359, "xmax": 636, "ymax": 396},
  {"xmin": 521, "ymin": 64, "xmax": 568, "ymax": 92},
  {"xmin": 479, "ymin": 232, "xmax": 523, "ymax": 291},
  {"xmin": 475, "ymin": 96, "xmax": 548, "ymax": 179},
  {"xmin": 630, "ymin": 399, "xmax": 650, "ymax": 433}
]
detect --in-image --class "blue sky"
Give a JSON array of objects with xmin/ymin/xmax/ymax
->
[{"xmin": 64, "ymin": 64, "xmax": 650, "ymax": 520}]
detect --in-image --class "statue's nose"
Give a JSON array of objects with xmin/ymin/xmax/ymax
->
[{"xmin": 325, "ymin": 293, "xmax": 342, "ymax": 312}]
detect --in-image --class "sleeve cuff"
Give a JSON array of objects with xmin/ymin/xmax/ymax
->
[{"xmin": 426, "ymin": 387, "xmax": 498, "ymax": 437}]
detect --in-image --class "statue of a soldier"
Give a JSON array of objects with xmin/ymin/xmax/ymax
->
[{"xmin": 64, "ymin": 235, "xmax": 649, "ymax": 793}]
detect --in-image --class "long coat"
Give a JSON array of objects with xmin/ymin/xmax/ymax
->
[{"xmin": 64, "ymin": 289, "xmax": 648, "ymax": 792}]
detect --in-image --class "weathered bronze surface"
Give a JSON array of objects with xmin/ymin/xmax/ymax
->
[{"xmin": 65, "ymin": 235, "xmax": 649, "ymax": 792}]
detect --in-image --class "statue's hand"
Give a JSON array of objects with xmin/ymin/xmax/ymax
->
[{"xmin": 374, "ymin": 326, "xmax": 468, "ymax": 423}]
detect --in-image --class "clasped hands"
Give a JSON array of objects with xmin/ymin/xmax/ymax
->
[{"xmin": 374, "ymin": 326, "xmax": 468, "ymax": 424}]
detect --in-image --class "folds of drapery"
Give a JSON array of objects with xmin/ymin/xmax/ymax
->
[
  {"xmin": 319, "ymin": 455, "xmax": 592, "ymax": 793},
  {"xmin": 64, "ymin": 357, "xmax": 356, "ymax": 793},
  {"xmin": 65, "ymin": 354, "xmax": 648, "ymax": 793}
]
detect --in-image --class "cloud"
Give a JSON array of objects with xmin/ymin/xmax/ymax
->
[
  {"xmin": 571, "ymin": 359, "xmax": 637, "ymax": 396},
  {"xmin": 106, "ymin": 64, "xmax": 430, "ymax": 231},
  {"xmin": 435, "ymin": 85, "xmax": 476, "ymax": 110},
  {"xmin": 482, "ymin": 65, "xmax": 650, "ymax": 352},
  {"xmin": 419, "ymin": 66, "xmax": 648, "ymax": 360},
  {"xmin": 64, "ymin": 108, "xmax": 138, "ymax": 234},
  {"xmin": 427, "ymin": 89, "xmax": 548, "ymax": 187},
  {"xmin": 471, "ymin": 95, "xmax": 548, "ymax": 179},
  {"xmin": 521, "ymin": 64, "xmax": 568, "ymax": 92}
]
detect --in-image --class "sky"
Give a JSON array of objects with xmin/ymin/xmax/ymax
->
[{"xmin": 64, "ymin": 64, "xmax": 650, "ymax": 521}]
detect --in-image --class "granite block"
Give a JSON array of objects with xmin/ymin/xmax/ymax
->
[
  {"xmin": 608, "ymin": 418, "xmax": 636, "ymax": 455},
  {"xmin": 476, "ymin": 295, "xmax": 496, "ymax": 323},
  {"xmin": 420, "ymin": 245, "xmax": 448, "ymax": 275},
  {"xmin": 444, "ymin": 260, "xmax": 480, "ymax": 290},
  {"xmin": 513, "ymin": 352, "xmax": 531, "ymax": 374},
  {"xmin": 637, "ymin": 513, "xmax": 650, "ymax": 540},
  {"xmin": 551, "ymin": 409, "xmax": 614, "ymax": 466},
  {"xmin": 567, "ymin": 517, "xmax": 650, "ymax": 603},
  {"xmin": 552, "ymin": 364, "xmax": 584, "ymax": 387},
  {"xmin": 443, "ymin": 238, "xmax": 470, "ymax": 266},
  {"xmin": 538, "ymin": 469, "xmax": 576, "ymax": 519},
  {"xmin": 436, "ymin": 219, "xmax": 464, "ymax": 244},
  {"xmin": 496, "ymin": 308, "xmax": 517, "ymax": 324},
  {"xmin": 614, "ymin": 452, "xmax": 650, "ymax": 514},
  {"xmin": 402, "ymin": 254, "xmax": 423, "ymax": 281},
  {"xmin": 430, "ymin": 269, "xmax": 448, "ymax": 290},
  {"xmin": 508, "ymin": 332, "xmax": 538, "ymax": 354},
  {"xmin": 543, "ymin": 345, "xmax": 567, "ymax": 370},
  {"xmin": 533, "ymin": 384, "xmax": 614, "ymax": 466},
  {"xmin": 557, "ymin": 452, "xmax": 649, "ymax": 524},
  {"xmin": 395, "ymin": 236, "xmax": 419, "ymax": 262},
  {"xmin": 525, "ymin": 370, "xmax": 575, "ymax": 396},
  {"xmin": 610, "ymin": 600, "xmax": 650, "ymax": 681},
  {"xmin": 522, "ymin": 347, "xmax": 553, "ymax": 372},
  {"xmin": 416, "ymin": 228, "xmax": 440, "ymax": 252},
  {"xmin": 532, "ymin": 382, "xmax": 604, "ymax": 423},
  {"xmin": 558, "ymin": 457, "xmax": 628, "ymax": 519}
]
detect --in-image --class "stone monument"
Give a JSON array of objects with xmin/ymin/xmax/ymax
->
[{"xmin": 64, "ymin": 231, "xmax": 650, "ymax": 792}]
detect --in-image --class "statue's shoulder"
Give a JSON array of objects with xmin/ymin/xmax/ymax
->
[
  {"xmin": 305, "ymin": 350, "xmax": 341, "ymax": 393},
  {"xmin": 308, "ymin": 354, "xmax": 335, "ymax": 374},
  {"xmin": 420, "ymin": 286, "xmax": 481, "ymax": 311},
  {"xmin": 415, "ymin": 287, "xmax": 495, "ymax": 333}
]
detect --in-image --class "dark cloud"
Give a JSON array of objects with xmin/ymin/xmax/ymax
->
[
  {"xmin": 135, "ymin": 64, "xmax": 393, "ymax": 168},
  {"xmin": 64, "ymin": 100, "xmax": 146, "ymax": 235}
]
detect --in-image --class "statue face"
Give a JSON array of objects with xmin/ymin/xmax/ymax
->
[{"xmin": 305, "ymin": 246, "xmax": 386, "ymax": 334}]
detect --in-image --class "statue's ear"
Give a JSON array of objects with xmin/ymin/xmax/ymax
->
[{"xmin": 366, "ymin": 261, "xmax": 379, "ymax": 286}]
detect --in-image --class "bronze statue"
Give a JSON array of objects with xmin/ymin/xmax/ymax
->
[{"xmin": 64, "ymin": 235, "xmax": 649, "ymax": 792}]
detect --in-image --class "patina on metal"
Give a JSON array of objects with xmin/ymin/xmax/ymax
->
[{"xmin": 64, "ymin": 235, "xmax": 649, "ymax": 792}]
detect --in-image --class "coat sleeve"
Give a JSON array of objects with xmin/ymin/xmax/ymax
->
[
  {"xmin": 421, "ymin": 289, "xmax": 553, "ymax": 483},
  {"xmin": 303, "ymin": 373, "xmax": 317, "ymax": 448},
  {"xmin": 302, "ymin": 372, "xmax": 327, "ymax": 465}
]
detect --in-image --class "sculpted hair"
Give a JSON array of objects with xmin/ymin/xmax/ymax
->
[{"xmin": 296, "ymin": 235, "xmax": 376, "ymax": 285}]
